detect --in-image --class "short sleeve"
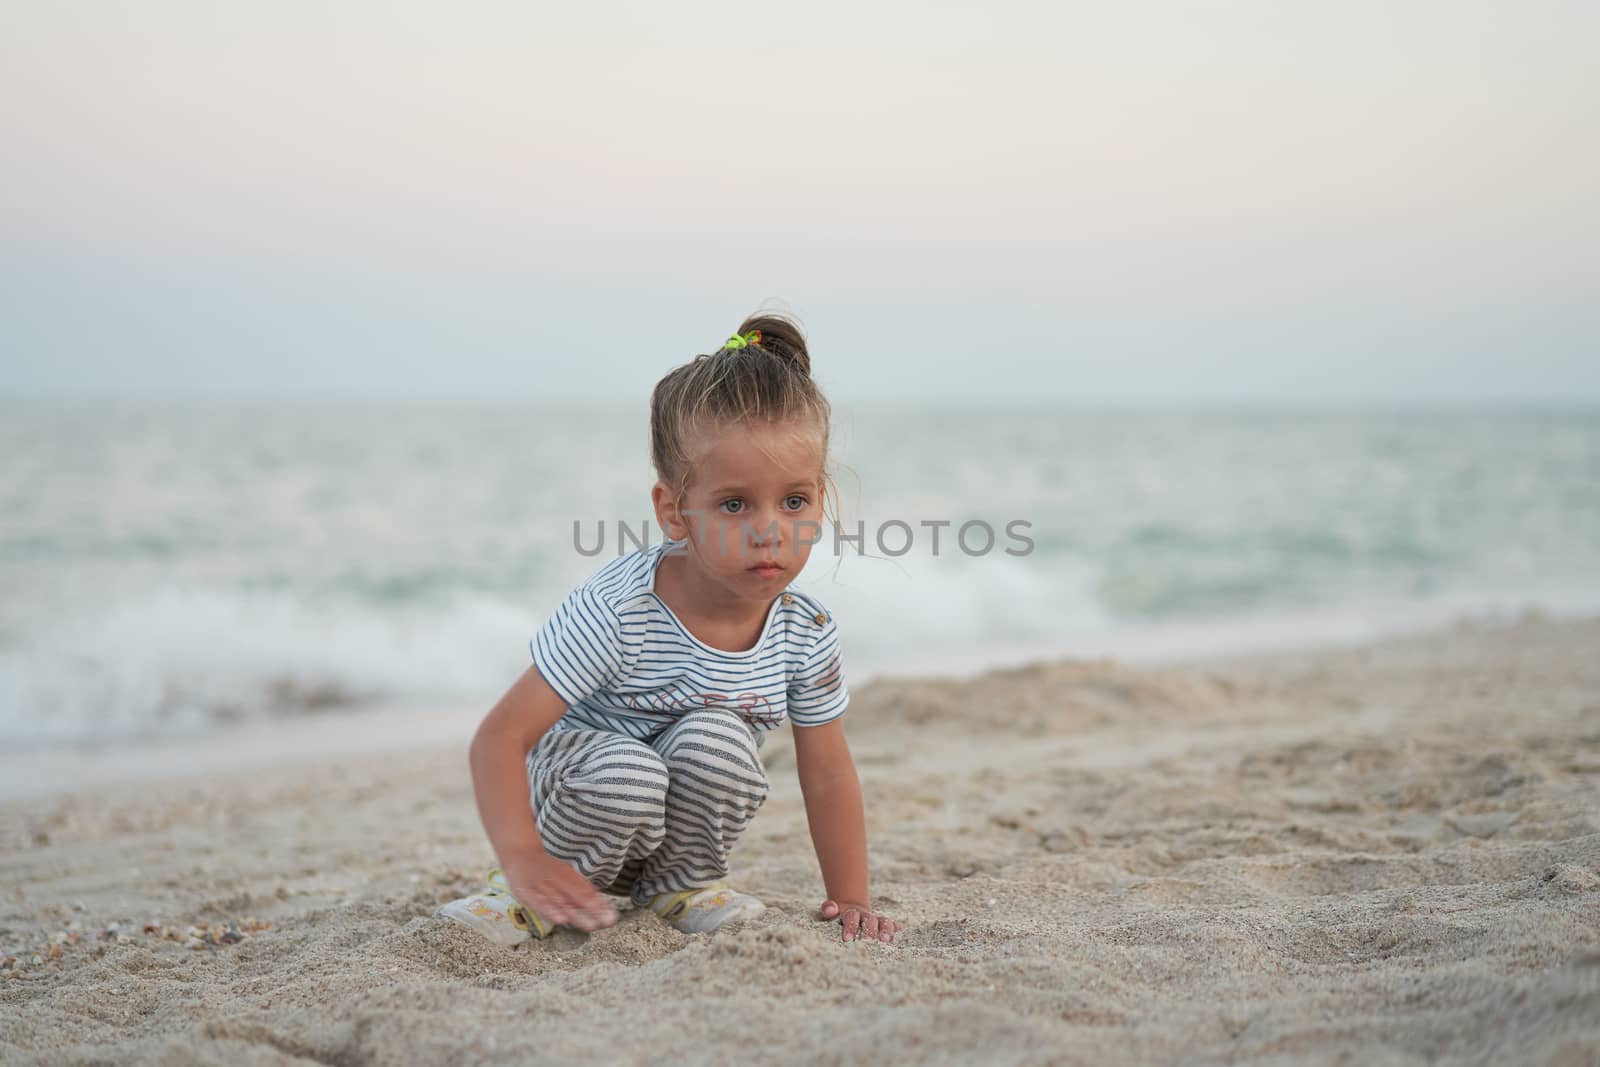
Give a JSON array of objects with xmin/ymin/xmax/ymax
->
[
  {"xmin": 787, "ymin": 612, "xmax": 849, "ymax": 727},
  {"xmin": 529, "ymin": 585, "xmax": 624, "ymax": 707}
]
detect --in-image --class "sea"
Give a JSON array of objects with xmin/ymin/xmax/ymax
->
[{"xmin": 3, "ymin": 400, "xmax": 1597, "ymax": 754}]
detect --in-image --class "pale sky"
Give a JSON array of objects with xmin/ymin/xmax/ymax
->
[{"xmin": 2, "ymin": 1, "xmax": 1596, "ymax": 406}]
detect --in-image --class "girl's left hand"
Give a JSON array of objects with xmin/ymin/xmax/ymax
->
[{"xmin": 819, "ymin": 898, "xmax": 902, "ymax": 942}]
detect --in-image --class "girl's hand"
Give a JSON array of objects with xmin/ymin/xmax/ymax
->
[
  {"xmin": 818, "ymin": 898, "xmax": 902, "ymax": 943},
  {"xmin": 505, "ymin": 854, "xmax": 619, "ymax": 932}
]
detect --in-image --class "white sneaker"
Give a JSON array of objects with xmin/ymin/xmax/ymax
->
[
  {"xmin": 435, "ymin": 868, "xmax": 555, "ymax": 945},
  {"xmin": 648, "ymin": 882, "xmax": 767, "ymax": 934}
]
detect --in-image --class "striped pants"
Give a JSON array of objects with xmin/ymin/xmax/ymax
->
[{"xmin": 524, "ymin": 708, "xmax": 771, "ymax": 907}]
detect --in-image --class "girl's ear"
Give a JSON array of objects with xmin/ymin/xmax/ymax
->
[{"xmin": 652, "ymin": 482, "xmax": 688, "ymax": 540}]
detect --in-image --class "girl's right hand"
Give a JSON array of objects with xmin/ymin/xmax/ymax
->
[{"xmin": 504, "ymin": 853, "xmax": 619, "ymax": 932}]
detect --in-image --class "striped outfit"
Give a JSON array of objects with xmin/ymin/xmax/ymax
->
[{"xmin": 526, "ymin": 538, "xmax": 848, "ymax": 905}]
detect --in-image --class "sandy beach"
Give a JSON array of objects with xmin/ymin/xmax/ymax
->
[{"xmin": 3, "ymin": 616, "xmax": 1598, "ymax": 1065}]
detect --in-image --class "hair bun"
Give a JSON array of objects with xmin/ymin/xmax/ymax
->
[{"xmin": 731, "ymin": 313, "xmax": 811, "ymax": 377}]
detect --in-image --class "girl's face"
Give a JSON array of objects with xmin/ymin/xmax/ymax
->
[{"xmin": 653, "ymin": 418, "xmax": 826, "ymax": 600}]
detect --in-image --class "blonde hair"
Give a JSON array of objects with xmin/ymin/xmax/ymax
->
[{"xmin": 649, "ymin": 311, "xmax": 839, "ymax": 526}]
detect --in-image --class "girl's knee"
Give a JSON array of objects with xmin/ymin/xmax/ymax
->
[
  {"xmin": 658, "ymin": 710, "xmax": 767, "ymax": 778},
  {"xmin": 585, "ymin": 736, "xmax": 671, "ymax": 794},
  {"xmin": 536, "ymin": 733, "xmax": 672, "ymax": 818}
]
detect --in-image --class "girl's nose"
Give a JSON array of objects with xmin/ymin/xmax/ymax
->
[{"xmin": 745, "ymin": 511, "xmax": 783, "ymax": 548}]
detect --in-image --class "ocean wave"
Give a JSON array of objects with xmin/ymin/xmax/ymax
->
[
  {"xmin": 0, "ymin": 586, "xmax": 535, "ymax": 746},
  {"xmin": 3, "ymin": 403, "xmax": 1597, "ymax": 746}
]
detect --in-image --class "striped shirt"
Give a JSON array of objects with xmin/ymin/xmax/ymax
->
[{"xmin": 530, "ymin": 538, "xmax": 849, "ymax": 740}]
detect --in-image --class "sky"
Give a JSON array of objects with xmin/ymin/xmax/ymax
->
[{"xmin": 2, "ymin": 0, "xmax": 1597, "ymax": 407}]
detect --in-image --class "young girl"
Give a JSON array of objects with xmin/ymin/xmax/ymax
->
[{"xmin": 437, "ymin": 313, "xmax": 902, "ymax": 945}]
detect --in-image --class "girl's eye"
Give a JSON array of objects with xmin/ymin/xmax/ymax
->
[
  {"xmin": 783, "ymin": 494, "xmax": 809, "ymax": 511},
  {"xmin": 719, "ymin": 499, "xmax": 745, "ymax": 514}
]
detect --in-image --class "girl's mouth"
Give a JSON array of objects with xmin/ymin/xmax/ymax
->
[{"xmin": 748, "ymin": 562, "xmax": 786, "ymax": 579}]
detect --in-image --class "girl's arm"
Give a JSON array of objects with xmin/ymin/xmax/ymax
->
[
  {"xmin": 468, "ymin": 666, "xmax": 618, "ymax": 931},
  {"xmin": 792, "ymin": 717, "xmax": 900, "ymax": 941}
]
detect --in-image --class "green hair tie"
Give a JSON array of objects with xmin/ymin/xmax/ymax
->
[{"xmin": 722, "ymin": 329, "xmax": 763, "ymax": 350}]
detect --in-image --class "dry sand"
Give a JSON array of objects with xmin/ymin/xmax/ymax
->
[{"xmin": 2, "ymin": 616, "xmax": 1598, "ymax": 1065}]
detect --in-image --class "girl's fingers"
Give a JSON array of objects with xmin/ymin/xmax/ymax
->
[
  {"xmin": 569, "ymin": 892, "xmax": 605, "ymax": 930},
  {"xmin": 517, "ymin": 878, "xmax": 616, "ymax": 930},
  {"xmin": 823, "ymin": 902, "xmax": 904, "ymax": 941},
  {"xmin": 554, "ymin": 874, "xmax": 606, "ymax": 928},
  {"xmin": 551, "ymin": 888, "xmax": 584, "ymax": 925}
]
